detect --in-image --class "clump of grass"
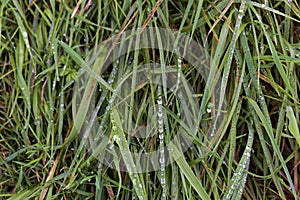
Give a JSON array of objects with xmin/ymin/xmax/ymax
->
[{"xmin": 0, "ymin": 0, "xmax": 300, "ymax": 199}]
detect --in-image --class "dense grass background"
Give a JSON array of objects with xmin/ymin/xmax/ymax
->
[{"xmin": 1, "ymin": 0, "xmax": 300, "ymax": 199}]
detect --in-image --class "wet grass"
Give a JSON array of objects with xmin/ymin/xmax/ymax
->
[{"xmin": 0, "ymin": 0, "xmax": 300, "ymax": 199}]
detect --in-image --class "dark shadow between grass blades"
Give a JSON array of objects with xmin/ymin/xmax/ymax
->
[{"xmin": 74, "ymin": 28, "xmax": 226, "ymax": 173}]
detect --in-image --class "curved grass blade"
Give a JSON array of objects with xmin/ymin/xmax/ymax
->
[{"xmin": 286, "ymin": 106, "xmax": 300, "ymax": 147}]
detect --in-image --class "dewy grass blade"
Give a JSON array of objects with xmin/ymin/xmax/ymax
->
[
  {"xmin": 241, "ymin": 28, "xmax": 298, "ymax": 198},
  {"xmin": 240, "ymin": 30, "xmax": 273, "ymax": 129},
  {"xmin": 214, "ymin": 0, "xmax": 246, "ymax": 138},
  {"xmin": 222, "ymin": 122, "xmax": 254, "ymax": 200},
  {"xmin": 110, "ymin": 109, "xmax": 147, "ymax": 200},
  {"xmin": 247, "ymin": 1, "xmax": 300, "ymax": 23},
  {"xmin": 210, "ymin": 42, "xmax": 246, "ymax": 150},
  {"xmin": 156, "ymin": 86, "xmax": 167, "ymax": 199},
  {"xmin": 57, "ymin": 40, "xmax": 112, "ymax": 91},
  {"xmin": 2, "ymin": 0, "xmax": 299, "ymax": 199},
  {"xmin": 58, "ymin": 40, "xmax": 110, "ymax": 143},
  {"xmin": 198, "ymin": 9, "xmax": 233, "ymax": 142},
  {"xmin": 243, "ymin": 76, "xmax": 286, "ymax": 198},
  {"xmin": 11, "ymin": 9, "xmax": 33, "ymax": 58},
  {"xmin": 227, "ymin": 101, "xmax": 242, "ymax": 181}
]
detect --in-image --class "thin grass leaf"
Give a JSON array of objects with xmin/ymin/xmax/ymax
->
[
  {"xmin": 171, "ymin": 143, "xmax": 210, "ymax": 200},
  {"xmin": 286, "ymin": 106, "xmax": 300, "ymax": 147},
  {"xmin": 249, "ymin": 5, "xmax": 294, "ymax": 95},
  {"xmin": 247, "ymin": 98, "xmax": 297, "ymax": 198},
  {"xmin": 110, "ymin": 108, "xmax": 147, "ymax": 200}
]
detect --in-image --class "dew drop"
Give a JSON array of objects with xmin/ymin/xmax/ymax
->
[
  {"xmin": 159, "ymin": 133, "xmax": 164, "ymax": 139},
  {"xmin": 157, "ymin": 111, "xmax": 163, "ymax": 118},
  {"xmin": 206, "ymin": 107, "xmax": 211, "ymax": 113},
  {"xmin": 159, "ymin": 157, "xmax": 165, "ymax": 164},
  {"xmin": 22, "ymin": 31, "xmax": 28, "ymax": 38},
  {"xmin": 158, "ymin": 118, "xmax": 163, "ymax": 125},
  {"xmin": 159, "ymin": 127, "xmax": 164, "ymax": 133}
]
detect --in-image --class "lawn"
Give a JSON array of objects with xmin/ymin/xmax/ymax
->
[{"xmin": 0, "ymin": 0, "xmax": 300, "ymax": 199}]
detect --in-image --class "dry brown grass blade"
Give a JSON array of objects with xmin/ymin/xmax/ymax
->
[
  {"xmin": 140, "ymin": 0, "xmax": 163, "ymax": 34},
  {"xmin": 71, "ymin": 0, "xmax": 82, "ymax": 19},
  {"xmin": 39, "ymin": 152, "xmax": 61, "ymax": 200},
  {"xmin": 204, "ymin": 0, "xmax": 234, "ymax": 46}
]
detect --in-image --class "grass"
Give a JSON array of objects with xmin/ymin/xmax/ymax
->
[{"xmin": 0, "ymin": 0, "xmax": 300, "ymax": 199}]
